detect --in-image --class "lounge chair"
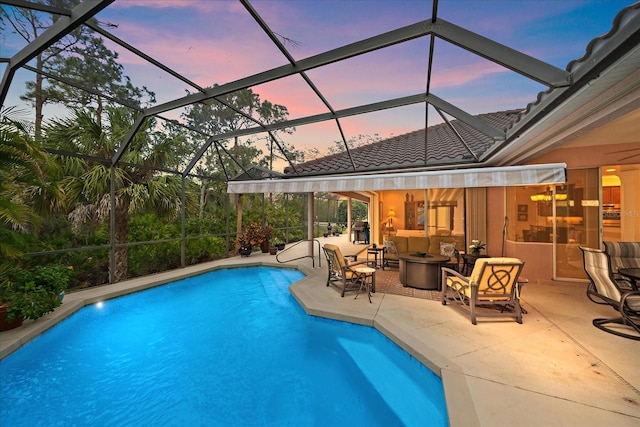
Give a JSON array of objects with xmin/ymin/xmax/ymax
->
[
  {"xmin": 441, "ymin": 257, "xmax": 524, "ymax": 325},
  {"xmin": 322, "ymin": 244, "xmax": 370, "ymax": 297},
  {"xmin": 580, "ymin": 246, "xmax": 640, "ymax": 340}
]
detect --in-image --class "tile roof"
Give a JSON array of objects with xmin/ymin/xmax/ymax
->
[{"xmin": 284, "ymin": 110, "xmax": 522, "ymax": 176}]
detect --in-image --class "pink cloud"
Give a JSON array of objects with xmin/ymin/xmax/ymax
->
[
  {"xmin": 109, "ymin": 0, "xmax": 243, "ymax": 14},
  {"xmin": 98, "ymin": 19, "xmax": 285, "ymax": 94}
]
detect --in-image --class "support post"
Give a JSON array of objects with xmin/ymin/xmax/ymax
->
[{"xmin": 308, "ymin": 192, "xmax": 315, "ymax": 258}]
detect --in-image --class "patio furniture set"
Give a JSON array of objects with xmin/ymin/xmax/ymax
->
[{"xmin": 322, "ymin": 242, "xmax": 528, "ymax": 327}]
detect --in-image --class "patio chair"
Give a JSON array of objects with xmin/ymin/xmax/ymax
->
[
  {"xmin": 579, "ymin": 246, "xmax": 640, "ymax": 340},
  {"xmin": 322, "ymin": 244, "xmax": 370, "ymax": 297},
  {"xmin": 603, "ymin": 241, "xmax": 640, "ymax": 291},
  {"xmin": 441, "ymin": 257, "xmax": 524, "ymax": 325}
]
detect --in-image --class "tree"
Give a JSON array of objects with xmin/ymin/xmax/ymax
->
[
  {"xmin": 327, "ymin": 133, "xmax": 382, "ymax": 155},
  {"xmin": 27, "ymin": 35, "xmax": 156, "ymax": 125},
  {"xmin": 183, "ymin": 88, "xmax": 293, "ymax": 173},
  {"xmin": 338, "ymin": 200, "xmax": 368, "ymax": 225},
  {"xmin": 0, "ymin": 107, "xmax": 57, "ymax": 267},
  {"xmin": 1, "ymin": 1, "xmax": 89, "ymax": 138},
  {"xmin": 2, "ymin": 2, "xmax": 155, "ymax": 136},
  {"xmin": 182, "ymin": 88, "xmax": 294, "ymax": 219},
  {"xmin": 44, "ymin": 107, "xmax": 196, "ymax": 283}
]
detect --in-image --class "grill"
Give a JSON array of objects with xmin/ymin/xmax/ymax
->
[{"xmin": 352, "ymin": 221, "xmax": 370, "ymax": 244}]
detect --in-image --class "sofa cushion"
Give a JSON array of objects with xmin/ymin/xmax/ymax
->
[
  {"xmin": 390, "ymin": 236, "xmax": 408, "ymax": 253},
  {"xmin": 396, "ymin": 229, "xmax": 426, "ymax": 237},
  {"xmin": 468, "ymin": 257, "xmax": 523, "ymax": 299},
  {"xmin": 384, "ymin": 240, "xmax": 398, "ymax": 255},
  {"xmin": 383, "ymin": 240, "xmax": 400, "ymax": 262},
  {"xmin": 408, "ymin": 236, "xmax": 429, "ymax": 253},
  {"xmin": 429, "ymin": 235, "xmax": 464, "ymax": 255}
]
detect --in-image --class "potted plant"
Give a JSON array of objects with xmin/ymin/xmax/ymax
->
[
  {"xmin": 235, "ymin": 231, "xmax": 254, "ymax": 257},
  {"xmin": 0, "ymin": 265, "xmax": 73, "ymax": 331},
  {"xmin": 468, "ymin": 240, "xmax": 486, "ymax": 256},
  {"xmin": 235, "ymin": 223, "xmax": 275, "ymax": 255},
  {"xmin": 0, "ymin": 281, "xmax": 25, "ymax": 331},
  {"xmin": 235, "ymin": 223, "xmax": 265, "ymax": 256},
  {"xmin": 257, "ymin": 224, "xmax": 273, "ymax": 253}
]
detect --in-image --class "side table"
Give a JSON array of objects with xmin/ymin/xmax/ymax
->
[
  {"xmin": 354, "ymin": 267, "xmax": 376, "ymax": 303},
  {"xmin": 367, "ymin": 246, "xmax": 385, "ymax": 269},
  {"xmin": 461, "ymin": 253, "xmax": 490, "ymax": 275}
]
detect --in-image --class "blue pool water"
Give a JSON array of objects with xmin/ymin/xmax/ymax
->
[{"xmin": 0, "ymin": 266, "xmax": 448, "ymax": 426}]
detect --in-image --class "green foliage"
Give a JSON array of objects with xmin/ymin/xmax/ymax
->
[
  {"xmin": 338, "ymin": 199, "xmax": 368, "ymax": 224},
  {"xmin": 128, "ymin": 242, "xmax": 181, "ymax": 277},
  {"xmin": 10, "ymin": 265, "xmax": 72, "ymax": 296},
  {"xmin": 63, "ymin": 249, "xmax": 109, "ymax": 288},
  {"xmin": 3, "ymin": 282, "xmax": 55, "ymax": 321},
  {"xmin": 43, "ymin": 107, "xmax": 195, "ymax": 282},
  {"xmin": 128, "ymin": 213, "xmax": 179, "ymax": 242},
  {"xmin": 127, "ymin": 213, "xmax": 180, "ymax": 276},
  {"xmin": 0, "ymin": 107, "xmax": 54, "ymax": 259},
  {"xmin": 2, "ymin": 265, "xmax": 72, "ymax": 321},
  {"xmin": 185, "ymin": 237, "xmax": 227, "ymax": 265},
  {"xmin": 127, "ymin": 214, "xmax": 228, "ymax": 277}
]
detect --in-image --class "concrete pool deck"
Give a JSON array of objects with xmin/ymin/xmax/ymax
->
[{"xmin": 1, "ymin": 248, "xmax": 639, "ymax": 426}]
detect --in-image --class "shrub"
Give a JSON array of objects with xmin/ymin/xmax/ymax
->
[{"xmin": 2, "ymin": 265, "xmax": 73, "ymax": 321}]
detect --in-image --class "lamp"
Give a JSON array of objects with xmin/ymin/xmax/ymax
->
[
  {"xmin": 387, "ymin": 208, "xmax": 395, "ymax": 226},
  {"xmin": 530, "ymin": 186, "xmax": 567, "ymax": 202}
]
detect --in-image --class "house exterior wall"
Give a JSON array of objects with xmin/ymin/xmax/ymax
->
[{"xmin": 493, "ymin": 139, "xmax": 640, "ymax": 283}]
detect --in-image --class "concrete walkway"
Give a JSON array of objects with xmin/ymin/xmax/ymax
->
[{"xmin": 2, "ymin": 242, "xmax": 639, "ymax": 426}]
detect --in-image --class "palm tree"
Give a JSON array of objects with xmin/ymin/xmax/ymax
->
[
  {"xmin": 44, "ymin": 107, "xmax": 195, "ymax": 282},
  {"xmin": 0, "ymin": 107, "xmax": 49, "ymax": 262}
]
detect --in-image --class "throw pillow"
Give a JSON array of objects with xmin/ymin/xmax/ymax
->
[
  {"xmin": 440, "ymin": 242, "xmax": 456, "ymax": 258},
  {"xmin": 384, "ymin": 240, "xmax": 398, "ymax": 255}
]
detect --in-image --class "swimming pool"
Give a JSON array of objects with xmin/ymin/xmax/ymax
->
[{"xmin": 0, "ymin": 266, "xmax": 448, "ymax": 426}]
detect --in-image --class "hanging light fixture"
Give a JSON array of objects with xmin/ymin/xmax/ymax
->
[{"xmin": 530, "ymin": 186, "xmax": 567, "ymax": 202}]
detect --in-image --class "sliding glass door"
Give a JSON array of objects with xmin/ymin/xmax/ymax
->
[{"xmin": 553, "ymin": 168, "xmax": 600, "ymax": 281}]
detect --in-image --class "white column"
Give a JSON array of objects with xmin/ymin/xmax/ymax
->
[
  {"xmin": 347, "ymin": 198, "xmax": 353, "ymax": 241},
  {"xmin": 308, "ymin": 192, "xmax": 315, "ymax": 256}
]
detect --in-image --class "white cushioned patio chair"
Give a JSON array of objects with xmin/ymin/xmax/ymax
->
[
  {"xmin": 322, "ymin": 244, "xmax": 370, "ymax": 297},
  {"xmin": 441, "ymin": 257, "xmax": 525, "ymax": 325},
  {"xmin": 580, "ymin": 246, "xmax": 640, "ymax": 341}
]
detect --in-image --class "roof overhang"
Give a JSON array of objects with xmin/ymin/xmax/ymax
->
[
  {"xmin": 489, "ymin": 5, "xmax": 640, "ymax": 165},
  {"xmin": 227, "ymin": 163, "xmax": 566, "ymax": 194}
]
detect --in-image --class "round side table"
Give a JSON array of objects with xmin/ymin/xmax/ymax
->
[{"xmin": 354, "ymin": 266, "xmax": 376, "ymax": 303}]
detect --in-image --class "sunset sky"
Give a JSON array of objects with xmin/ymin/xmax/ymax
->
[{"xmin": 1, "ymin": 0, "xmax": 634, "ymax": 169}]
